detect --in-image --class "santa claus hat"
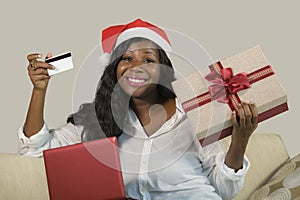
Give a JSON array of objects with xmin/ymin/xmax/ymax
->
[{"xmin": 99, "ymin": 18, "xmax": 172, "ymax": 66}]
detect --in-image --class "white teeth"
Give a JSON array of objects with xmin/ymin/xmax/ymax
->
[{"xmin": 128, "ymin": 78, "xmax": 146, "ymax": 83}]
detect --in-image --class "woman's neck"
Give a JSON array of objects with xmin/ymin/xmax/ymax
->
[
  {"xmin": 131, "ymin": 94, "xmax": 176, "ymax": 136},
  {"xmin": 132, "ymin": 92, "xmax": 163, "ymax": 113}
]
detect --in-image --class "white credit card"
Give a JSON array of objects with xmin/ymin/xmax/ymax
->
[{"xmin": 46, "ymin": 52, "xmax": 74, "ymax": 76}]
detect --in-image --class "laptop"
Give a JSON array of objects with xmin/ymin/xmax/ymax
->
[{"xmin": 43, "ymin": 137, "xmax": 126, "ymax": 200}]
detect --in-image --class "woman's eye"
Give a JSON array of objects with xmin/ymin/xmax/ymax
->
[
  {"xmin": 144, "ymin": 58, "xmax": 155, "ymax": 63},
  {"xmin": 122, "ymin": 57, "xmax": 133, "ymax": 62}
]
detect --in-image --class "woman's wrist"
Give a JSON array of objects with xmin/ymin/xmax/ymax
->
[
  {"xmin": 33, "ymin": 86, "xmax": 48, "ymax": 93},
  {"xmin": 224, "ymin": 142, "xmax": 247, "ymax": 172}
]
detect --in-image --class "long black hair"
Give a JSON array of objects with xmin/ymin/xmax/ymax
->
[{"xmin": 68, "ymin": 37, "xmax": 176, "ymax": 141}]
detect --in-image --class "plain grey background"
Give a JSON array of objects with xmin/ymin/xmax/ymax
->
[{"xmin": 0, "ymin": 1, "xmax": 299, "ymax": 156}]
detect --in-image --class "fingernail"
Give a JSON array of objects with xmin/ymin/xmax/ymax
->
[
  {"xmin": 37, "ymin": 54, "xmax": 42, "ymax": 58},
  {"xmin": 50, "ymin": 65, "xmax": 55, "ymax": 69}
]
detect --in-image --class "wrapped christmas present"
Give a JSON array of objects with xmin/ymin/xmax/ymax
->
[{"xmin": 172, "ymin": 45, "xmax": 288, "ymax": 146}]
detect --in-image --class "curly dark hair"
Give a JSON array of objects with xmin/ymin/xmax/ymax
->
[{"xmin": 68, "ymin": 37, "xmax": 176, "ymax": 141}]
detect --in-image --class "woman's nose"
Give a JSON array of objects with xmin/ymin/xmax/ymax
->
[
  {"xmin": 128, "ymin": 59, "xmax": 144, "ymax": 69},
  {"xmin": 128, "ymin": 65, "xmax": 144, "ymax": 74}
]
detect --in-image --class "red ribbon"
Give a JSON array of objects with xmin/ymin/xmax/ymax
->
[
  {"xmin": 182, "ymin": 63, "xmax": 274, "ymax": 113},
  {"xmin": 205, "ymin": 68, "xmax": 250, "ymax": 103}
]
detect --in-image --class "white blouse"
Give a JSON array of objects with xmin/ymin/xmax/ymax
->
[{"xmin": 18, "ymin": 99, "xmax": 250, "ymax": 200}]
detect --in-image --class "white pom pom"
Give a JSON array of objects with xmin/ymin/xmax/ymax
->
[{"xmin": 98, "ymin": 53, "xmax": 111, "ymax": 66}]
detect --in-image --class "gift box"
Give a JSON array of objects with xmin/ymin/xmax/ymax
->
[{"xmin": 172, "ymin": 45, "xmax": 288, "ymax": 146}]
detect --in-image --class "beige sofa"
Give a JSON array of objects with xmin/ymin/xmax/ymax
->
[{"xmin": 0, "ymin": 133, "xmax": 295, "ymax": 200}]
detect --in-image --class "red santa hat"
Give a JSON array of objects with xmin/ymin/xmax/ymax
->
[{"xmin": 99, "ymin": 18, "xmax": 172, "ymax": 66}]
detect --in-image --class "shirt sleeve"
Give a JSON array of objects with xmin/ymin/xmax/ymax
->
[
  {"xmin": 18, "ymin": 122, "xmax": 83, "ymax": 157},
  {"xmin": 200, "ymin": 143, "xmax": 250, "ymax": 200}
]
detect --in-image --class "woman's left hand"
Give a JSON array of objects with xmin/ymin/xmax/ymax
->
[
  {"xmin": 231, "ymin": 101, "xmax": 258, "ymax": 147},
  {"xmin": 225, "ymin": 101, "xmax": 258, "ymax": 171}
]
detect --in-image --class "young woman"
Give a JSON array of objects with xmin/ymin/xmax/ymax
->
[{"xmin": 19, "ymin": 19, "xmax": 258, "ymax": 200}]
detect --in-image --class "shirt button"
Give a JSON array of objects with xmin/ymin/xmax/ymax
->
[{"xmin": 146, "ymin": 138, "xmax": 152, "ymax": 143}]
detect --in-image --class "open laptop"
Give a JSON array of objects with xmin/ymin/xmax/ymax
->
[{"xmin": 43, "ymin": 137, "xmax": 126, "ymax": 200}]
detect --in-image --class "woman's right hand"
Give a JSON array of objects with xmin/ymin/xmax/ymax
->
[{"xmin": 27, "ymin": 53, "xmax": 55, "ymax": 91}]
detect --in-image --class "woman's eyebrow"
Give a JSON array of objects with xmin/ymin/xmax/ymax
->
[
  {"xmin": 125, "ymin": 48, "xmax": 157, "ymax": 55},
  {"xmin": 143, "ymin": 49, "xmax": 157, "ymax": 55}
]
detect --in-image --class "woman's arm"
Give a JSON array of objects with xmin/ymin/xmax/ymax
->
[
  {"xmin": 23, "ymin": 53, "xmax": 54, "ymax": 137},
  {"xmin": 19, "ymin": 53, "xmax": 84, "ymax": 157},
  {"xmin": 225, "ymin": 102, "xmax": 258, "ymax": 171},
  {"xmin": 202, "ymin": 102, "xmax": 257, "ymax": 199}
]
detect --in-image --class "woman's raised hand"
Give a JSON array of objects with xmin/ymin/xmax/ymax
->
[
  {"xmin": 27, "ymin": 53, "xmax": 55, "ymax": 91},
  {"xmin": 225, "ymin": 101, "xmax": 258, "ymax": 171},
  {"xmin": 231, "ymin": 101, "xmax": 258, "ymax": 147},
  {"xmin": 24, "ymin": 53, "xmax": 55, "ymax": 137}
]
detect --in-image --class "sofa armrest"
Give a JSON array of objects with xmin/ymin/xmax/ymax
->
[
  {"xmin": 221, "ymin": 133, "xmax": 289, "ymax": 200},
  {"xmin": 0, "ymin": 153, "xmax": 49, "ymax": 200}
]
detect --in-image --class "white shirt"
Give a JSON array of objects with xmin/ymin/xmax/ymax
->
[{"xmin": 18, "ymin": 99, "xmax": 250, "ymax": 200}]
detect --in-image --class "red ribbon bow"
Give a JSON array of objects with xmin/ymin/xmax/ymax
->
[{"xmin": 205, "ymin": 68, "xmax": 250, "ymax": 103}]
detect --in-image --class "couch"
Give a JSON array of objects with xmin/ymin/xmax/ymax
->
[{"xmin": 0, "ymin": 133, "xmax": 299, "ymax": 200}]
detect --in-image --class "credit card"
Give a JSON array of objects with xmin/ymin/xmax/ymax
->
[{"xmin": 46, "ymin": 52, "xmax": 74, "ymax": 76}]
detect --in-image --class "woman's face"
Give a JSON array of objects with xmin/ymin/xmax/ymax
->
[{"xmin": 116, "ymin": 40, "xmax": 160, "ymax": 99}]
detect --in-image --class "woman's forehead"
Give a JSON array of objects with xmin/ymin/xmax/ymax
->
[{"xmin": 126, "ymin": 40, "xmax": 158, "ymax": 52}]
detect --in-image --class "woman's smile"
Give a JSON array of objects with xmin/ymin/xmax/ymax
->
[{"xmin": 126, "ymin": 76, "xmax": 149, "ymax": 87}]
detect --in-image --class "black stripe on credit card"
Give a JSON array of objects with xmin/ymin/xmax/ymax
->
[{"xmin": 45, "ymin": 52, "xmax": 72, "ymax": 63}]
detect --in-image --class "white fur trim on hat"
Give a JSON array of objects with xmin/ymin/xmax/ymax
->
[
  {"xmin": 98, "ymin": 52, "xmax": 111, "ymax": 66},
  {"xmin": 114, "ymin": 27, "xmax": 172, "ymax": 53}
]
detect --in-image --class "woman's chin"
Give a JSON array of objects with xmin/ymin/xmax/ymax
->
[
  {"xmin": 125, "ymin": 84, "xmax": 158, "ymax": 99},
  {"xmin": 124, "ymin": 86, "xmax": 147, "ymax": 97}
]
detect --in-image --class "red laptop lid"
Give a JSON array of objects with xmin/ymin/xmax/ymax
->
[{"xmin": 43, "ymin": 137, "xmax": 126, "ymax": 200}]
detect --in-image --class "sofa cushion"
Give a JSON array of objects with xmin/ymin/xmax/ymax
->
[
  {"xmin": 0, "ymin": 153, "xmax": 49, "ymax": 200},
  {"xmin": 249, "ymin": 153, "xmax": 300, "ymax": 199},
  {"xmin": 221, "ymin": 133, "xmax": 290, "ymax": 200}
]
